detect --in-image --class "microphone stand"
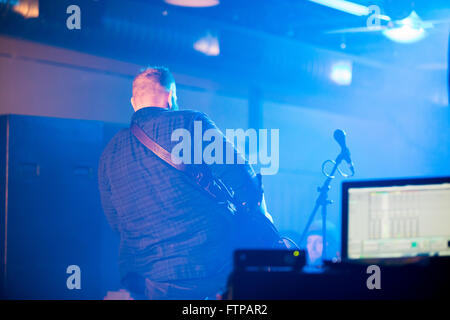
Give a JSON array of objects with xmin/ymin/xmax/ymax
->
[{"xmin": 299, "ymin": 151, "xmax": 345, "ymax": 262}]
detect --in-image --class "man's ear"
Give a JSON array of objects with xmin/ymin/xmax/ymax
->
[
  {"xmin": 167, "ymin": 90, "xmax": 173, "ymax": 109},
  {"xmin": 131, "ymin": 97, "xmax": 136, "ymax": 111}
]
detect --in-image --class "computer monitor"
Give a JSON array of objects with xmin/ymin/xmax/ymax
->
[{"xmin": 342, "ymin": 177, "xmax": 450, "ymax": 260}]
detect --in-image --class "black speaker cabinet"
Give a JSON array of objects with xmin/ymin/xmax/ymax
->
[{"xmin": 0, "ymin": 114, "xmax": 126, "ymax": 299}]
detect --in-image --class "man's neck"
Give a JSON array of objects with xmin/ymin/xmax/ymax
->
[{"xmin": 135, "ymin": 105, "xmax": 168, "ymax": 111}]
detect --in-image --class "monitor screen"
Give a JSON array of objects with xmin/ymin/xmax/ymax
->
[{"xmin": 342, "ymin": 177, "xmax": 450, "ymax": 259}]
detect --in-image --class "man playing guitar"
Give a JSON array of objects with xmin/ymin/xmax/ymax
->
[{"xmin": 98, "ymin": 66, "xmax": 287, "ymax": 300}]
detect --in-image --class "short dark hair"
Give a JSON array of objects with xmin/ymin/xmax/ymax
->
[{"xmin": 132, "ymin": 66, "xmax": 175, "ymax": 97}]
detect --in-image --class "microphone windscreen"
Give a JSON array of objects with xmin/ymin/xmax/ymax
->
[{"xmin": 333, "ymin": 129, "xmax": 347, "ymax": 149}]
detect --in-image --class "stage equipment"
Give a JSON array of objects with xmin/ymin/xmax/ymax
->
[
  {"xmin": 0, "ymin": 114, "xmax": 125, "ymax": 299},
  {"xmin": 299, "ymin": 129, "xmax": 355, "ymax": 261},
  {"xmin": 341, "ymin": 176, "xmax": 450, "ymax": 260}
]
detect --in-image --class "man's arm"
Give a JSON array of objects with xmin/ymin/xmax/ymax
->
[{"xmin": 98, "ymin": 155, "xmax": 120, "ymax": 233}]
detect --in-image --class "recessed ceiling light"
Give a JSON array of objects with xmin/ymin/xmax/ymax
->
[
  {"xmin": 193, "ymin": 32, "xmax": 220, "ymax": 56},
  {"xmin": 164, "ymin": 0, "xmax": 219, "ymax": 8},
  {"xmin": 330, "ymin": 61, "xmax": 352, "ymax": 86}
]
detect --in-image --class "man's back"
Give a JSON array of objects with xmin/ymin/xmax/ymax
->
[{"xmin": 98, "ymin": 107, "xmax": 243, "ymax": 298}]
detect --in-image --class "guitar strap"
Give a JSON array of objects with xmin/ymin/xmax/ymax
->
[{"xmin": 131, "ymin": 123, "xmax": 187, "ymax": 172}]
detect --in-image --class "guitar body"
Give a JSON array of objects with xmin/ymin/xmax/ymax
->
[{"xmin": 232, "ymin": 205, "xmax": 291, "ymax": 250}]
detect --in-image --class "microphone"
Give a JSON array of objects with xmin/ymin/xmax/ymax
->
[{"xmin": 333, "ymin": 129, "xmax": 355, "ymax": 175}]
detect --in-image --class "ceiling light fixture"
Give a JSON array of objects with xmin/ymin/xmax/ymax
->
[
  {"xmin": 308, "ymin": 0, "xmax": 369, "ymax": 16},
  {"xmin": 330, "ymin": 61, "xmax": 352, "ymax": 86},
  {"xmin": 308, "ymin": 0, "xmax": 390, "ymax": 21},
  {"xmin": 164, "ymin": 0, "xmax": 219, "ymax": 8},
  {"xmin": 382, "ymin": 11, "xmax": 427, "ymax": 43},
  {"xmin": 6, "ymin": 0, "xmax": 39, "ymax": 18},
  {"xmin": 193, "ymin": 32, "xmax": 220, "ymax": 56}
]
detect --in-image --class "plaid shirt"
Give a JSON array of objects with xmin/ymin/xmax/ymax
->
[{"xmin": 98, "ymin": 107, "xmax": 258, "ymax": 297}]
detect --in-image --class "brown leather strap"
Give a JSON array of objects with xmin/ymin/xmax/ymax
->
[{"xmin": 130, "ymin": 123, "xmax": 187, "ymax": 172}]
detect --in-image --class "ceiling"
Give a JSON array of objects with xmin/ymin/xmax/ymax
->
[
  {"xmin": 1, "ymin": 0, "xmax": 448, "ymax": 53},
  {"xmin": 142, "ymin": 0, "xmax": 450, "ymax": 54},
  {"xmin": 0, "ymin": 0, "xmax": 448, "ymax": 98}
]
